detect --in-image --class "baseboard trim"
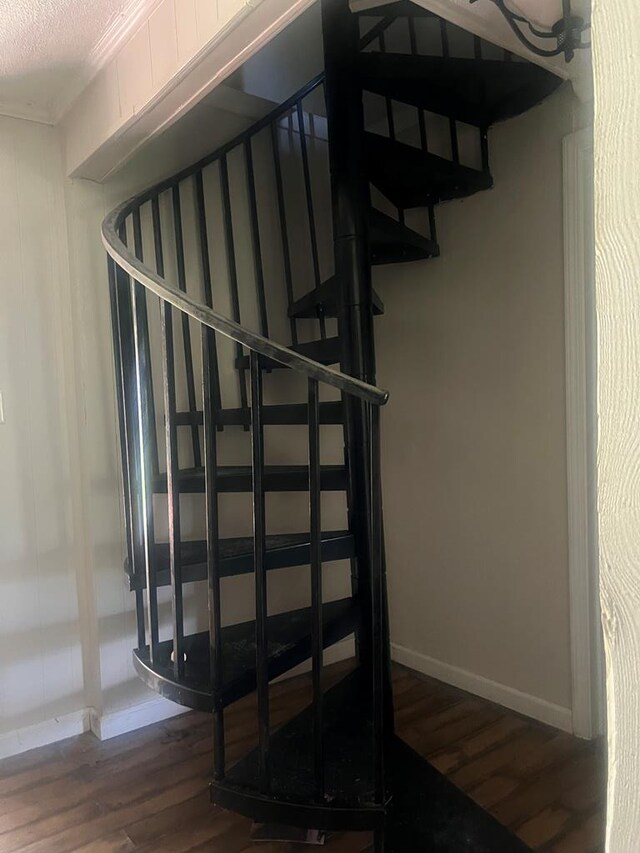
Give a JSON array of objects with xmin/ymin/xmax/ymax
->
[
  {"xmin": 0, "ymin": 708, "xmax": 90, "ymax": 760},
  {"xmin": 90, "ymin": 696, "xmax": 187, "ymax": 741},
  {"xmin": 0, "ymin": 639, "xmax": 358, "ymax": 756},
  {"xmin": 391, "ymin": 643, "xmax": 573, "ymax": 734}
]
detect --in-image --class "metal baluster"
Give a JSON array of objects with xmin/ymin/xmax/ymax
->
[
  {"xmin": 150, "ymin": 196, "xmax": 184, "ymax": 680},
  {"xmin": 378, "ymin": 32, "xmax": 405, "ymax": 225},
  {"xmin": 408, "ymin": 17, "xmax": 429, "ymax": 152},
  {"xmin": 428, "ymin": 204, "xmax": 438, "ymax": 244},
  {"xmin": 440, "ymin": 21, "xmax": 460, "ymax": 163},
  {"xmin": 296, "ymin": 101, "xmax": 326, "ymax": 339},
  {"xmin": 244, "ymin": 139, "xmax": 270, "ymax": 338},
  {"xmin": 271, "ymin": 119, "xmax": 299, "ymax": 346},
  {"xmin": 370, "ymin": 404, "xmax": 384, "ymax": 805},
  {"xmin": 172, "ymin": 184, "xmax": 202, "ymax": 467},
  {"xmin": 220, "ymin": 155, "xmax": 249, "ymax": 419},
  {"xmin": 108, "ymin": 255, "xmax": 146, "ymax": 650},
  {"xmin": 195, "ymin": 170, "xmax": 223, "ymax": 425},
  {"xmin": 203, "ymin": 325, "xmax": 225, "ymax": 780},
  {"xmin": 129, "ymin": 215, "xmax": 159, "ymax": 661},
  {"xmin": 378, "ymin": 32, "xmax": 396, "ymax": 143},
  {"xmin": 308, "ymin": 378, "xmax": 324, "ymax": 800},
  {"xmin": 474, "ymin": 37, "xmax": 491, "ymax": 174},
  {"xmin": 250, "ymin": 352, "xmax": 269, "ymax": 791},
  {"xmin": 132, "ymin": 208, "xmax": 159, "ymax": 478},
  {"xmin": 161, "ymin": 298, "xmax": 184, "ymax": 679}
]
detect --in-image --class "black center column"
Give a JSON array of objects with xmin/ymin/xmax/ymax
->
[{"xmin": 321, "ymin": 0, "xmax": 376, "ymax": 666}]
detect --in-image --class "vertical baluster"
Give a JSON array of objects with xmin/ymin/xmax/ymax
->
[
  {"xmin": 378, "ymin": 32, "xmax": 396, "ymax": 143},
  {"xmin": 194, "ymin": 170, "xmax": 223, "ymax": 425},
  {"xmin": 203, "ymin": 324, "xmax": 225, "ymax": 780},
  {"xmin": 428, "ymin": 204, "xmax": 438, "ymax": 244},
  {"xmin": 108, "ymin": 255, "xmax": 145, "ymax": 649},
  {"xmin": 161, "ymin": 300, "xmax": 184, "ymax": 679},
  {"xmin": 128, "ymin": 215, "xmax": 159, "ymax": 661},
  {"xmin": 151, "ymin": 198, "xmax": 184, "ymax": 679},
  {"xmin": 172, "ymin": 184, "xmax": 202, "ymax": 467},
  {"xmin": 250, "ymin": 352, "xmax": 269, "ymax": 791},
  {"xmin": 244, "ymin": 139, "xmax": 270, "ymax": 338},
  {"xmin": 132, "ymin": 208, "xmax": 159, "ymax": 478},
  {"xmin": 308, "ymin": 378, "xmax": 324, "ymax": 800},
  {"xmin": 474, "ymin": 36, "xmax": 490, "ymax": 174},
  {"xmin": 440, "ymin": 21, "xmax": 460, "ymax": 163},
  {"xmin": 408, "ymin": 18, "xmax": 428, "ymax": 152},
  {"xmin": 370, "ymin": 404, "xmax": 384, "ymax": 805},
  {"xmin": 220, "ymin": 155, "xmax": 249, "ymax": 417},
  {"xmin": 270, "ymin": 119, "xmax": 298, "ymax": 347},
  {"xmin": 296, "ymin": 100, "xmax": 326, "ymax": 339},
  {"xmin": 378, "ymin": 32, "xmax": 405, "ymax": 226}
]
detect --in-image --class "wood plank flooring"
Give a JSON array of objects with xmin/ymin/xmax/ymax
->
[{"xmin": 0, "ymin": 662, "xmax": 605, "ymax": 852}]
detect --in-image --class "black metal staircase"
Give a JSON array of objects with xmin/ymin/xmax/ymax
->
[{"xmin": 103, "ymin": 1, "xmax": 562, "ymax": 848}]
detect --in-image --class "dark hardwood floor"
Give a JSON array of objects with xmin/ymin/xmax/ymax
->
[{"xmin": 0, "ymin": 662, "xmax": 605, "ymax": 852}]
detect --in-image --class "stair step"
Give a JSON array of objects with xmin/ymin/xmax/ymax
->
[
  {"xmin": 357, "ymin": 0, "xmax": 435, "ymax": 16},
  {"xmin": 175, "ymin": 401, "xmax": 344, "ymax": 428},
  {"xmin": 370, "ymin": 207, "xmax": 439, "ymax": 265},
  {"xmin": 235, "ymin": 337, "xmax": 341, "ymax": 370},
  {"xmin": 211, "ymin": 667, "xmax": 385, "ymax": 831},
  {"xmin": 359, "ymin": 53, "xmax": 562, "ymax": 127},
  {"xmin": 133, "ymin": 598, "xmax": 359, "ymax": 713},
  {"xmin": 153, "ymin": 464, "xmax": 348, "ymax": 494},
  {"xmin": 365, "ymin": 132, "xmax": 493, "ymax": 209},
  {"xmin": 289, "ymin": 277, "xmax": 385, "ymax": 319},
  {"xmin": 127, "ymin": 530, "xmax": 356, "ymax": 591},
  {"xmin": 211, "ymin": 667, "xmax": 540, "ymax": 840}
]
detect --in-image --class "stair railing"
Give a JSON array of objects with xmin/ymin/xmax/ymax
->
[{"xmin": 103, "ymin": 167, "xmax": 388, "ymax": 804}]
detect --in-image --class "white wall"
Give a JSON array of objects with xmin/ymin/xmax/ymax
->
[
  {"xmin": 376, "ymin": 84, "xmax": 577, "ymax": 726},
  {"xmin": 0, "ymin": 116, "xmax": 86, "ymax": 753}
]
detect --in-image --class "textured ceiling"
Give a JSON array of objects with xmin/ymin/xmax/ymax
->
[{"xmin": 0, "ymin": 0, "xmax": 128, "ymax": 122}]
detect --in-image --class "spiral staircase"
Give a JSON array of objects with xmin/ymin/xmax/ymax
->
[{"xmin": 103, "ymin": 0, "xmax": 562, "ymax": 848}]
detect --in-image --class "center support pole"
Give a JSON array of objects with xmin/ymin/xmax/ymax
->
[{"xmin": 321, "ymin": 5, "xmax": 393, "ymax": 847}]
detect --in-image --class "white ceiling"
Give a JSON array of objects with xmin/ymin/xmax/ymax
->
[{"xmin": 0, "ymin": 0, "xmax": 132, "ymax": 123}]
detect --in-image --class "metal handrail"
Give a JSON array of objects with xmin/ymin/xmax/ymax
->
[{"xmin": 102, "ymin": 202, "xmax": 389, "ymax": 406}]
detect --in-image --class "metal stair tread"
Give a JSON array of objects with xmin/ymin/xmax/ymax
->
[
  {"xmin": 357, "ymin": 0, "xmax": 435, "ymax": 16},
  {"xmin": 369, "ymin": 206, "xmax": 439, "ymax": 264},
  {"xmin": 236, "ymin": 337, "xmax": 342, "ymax": 371},
  {"xmin": 365, "ymin": 131, "xmax": 493, "ymax": 208},
  {"xmin": 359, "ymin": 52, "xmax": 562, "ymax": 127},
  {"xmin": 289, "ymin": 277, "xmax": 385, "ymax": 319},
  {"xmin": 211, "ymin": 667, "xmax": 384, "ymax": 831},
  {"xmin": 175, "ymin": 401, "xmax": 345, "ymax": 427},
  {"xmin": 152, "ymin": 464, "xmax": 348, "ymax": 493},
  {"xmin": 127, "ymin": 530, "xmax": 356, "ymax": 590},
  {"xmin": 132, "ymin": 598, "xmax": 359, "ymax": 713}
]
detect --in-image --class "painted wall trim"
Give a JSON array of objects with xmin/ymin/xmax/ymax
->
[
  {"xmin": 0, "ymin": 640, "xmax": 357, "ymax": 755},
  {"xmin": 0, "ymin": 709, "xmax": 90, "ymax": 761},
  {"xmin": 563, "ymin": 126, "xmax": 604, "ymax": 740},
  {"xmin": 391, "ymin": 643, "xmax": 573, "ymax": 733},
  {"xmin": 90, "ymin": 697, "xmax": 187, "ymax": 741}
]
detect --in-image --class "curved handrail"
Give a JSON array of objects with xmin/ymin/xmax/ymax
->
[{"xmin": 102, "ymin": 200, "xmax": 389, "ymax": 406}]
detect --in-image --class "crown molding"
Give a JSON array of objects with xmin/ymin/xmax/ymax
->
[
  {"xmin": 51, "ymin": 0, "xmax": 165, "ymax": 124},
  {"xmin": 0, "ymin": 102, "xmax": 54, "ymax": 126}
]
